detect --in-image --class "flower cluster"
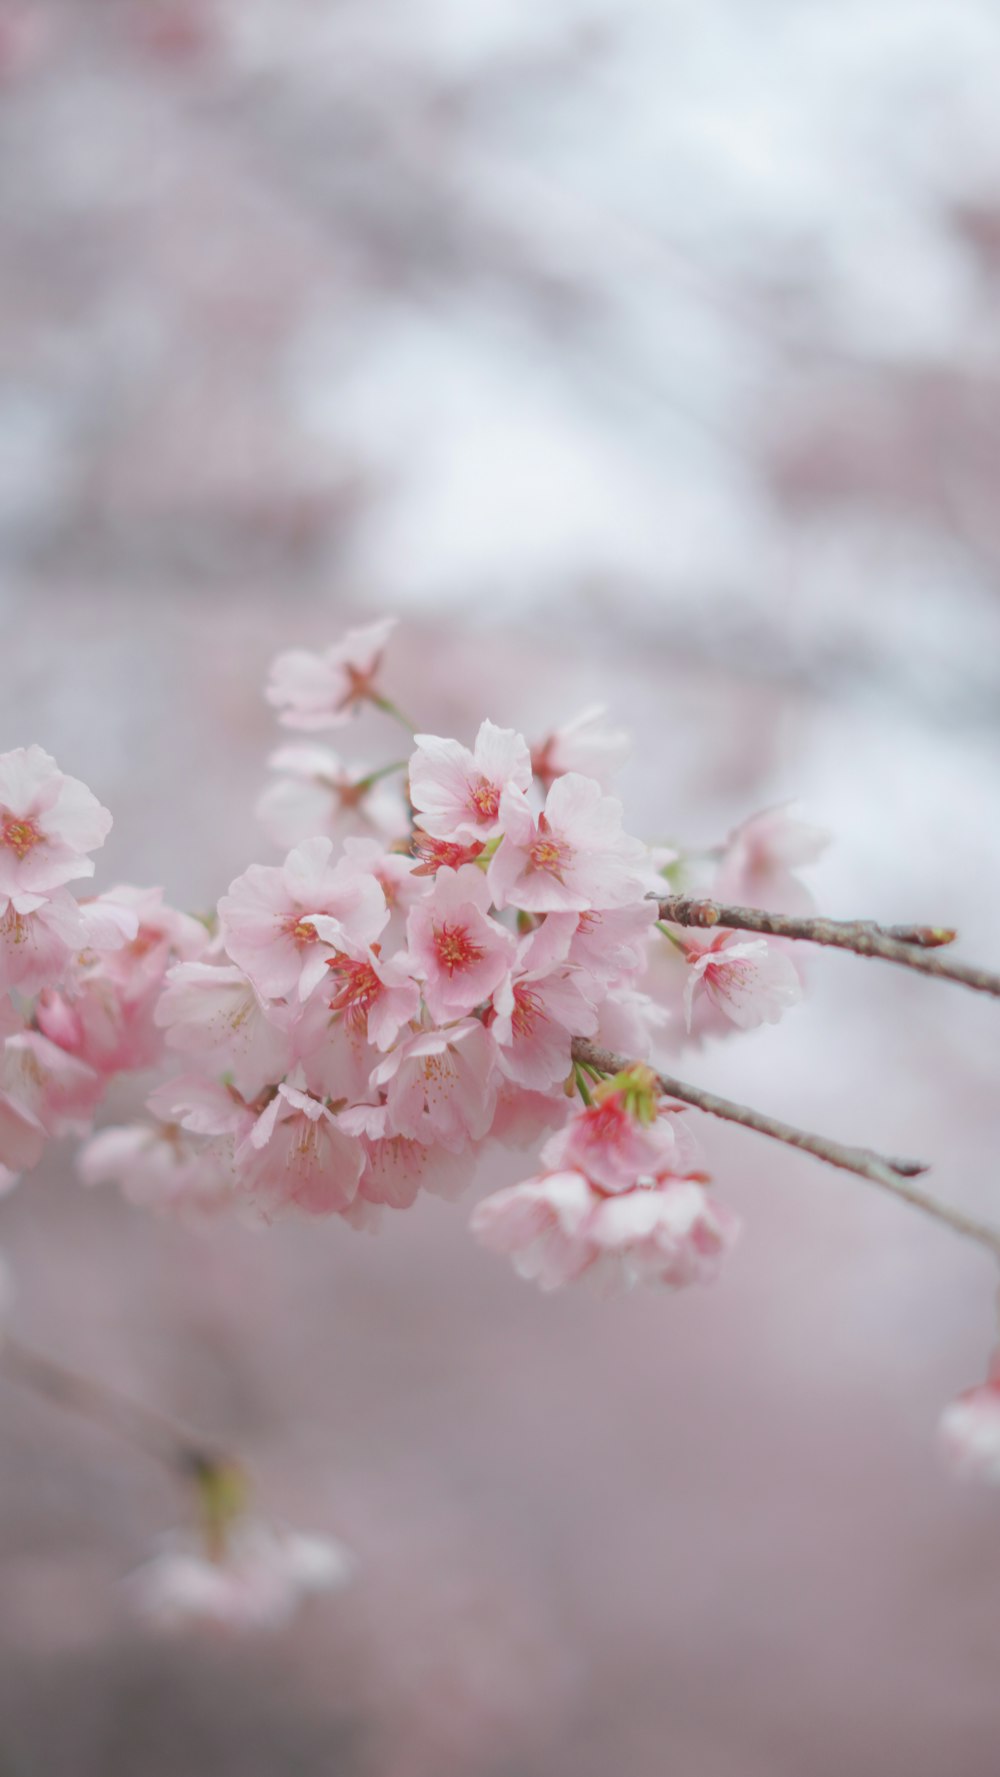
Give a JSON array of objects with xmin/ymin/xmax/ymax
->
[{"xmin": 0, "ymin": 622, "xmax": 825, "ymax": 1304}]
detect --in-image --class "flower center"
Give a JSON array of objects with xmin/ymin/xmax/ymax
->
[
  {"xmin": 468, "ymin": 777, "xmax": 500, "ymax": 821},
  {"xmin": 327, "ymin": 954, "xmax": 381, "ymax": 1032},
  {"xmin": 287, "ymin": 916, "xmax": 320, "ymax": 946},
  {"xmin": 433, "ymin": 921, "xmax": 486, "ymax": 975},
  {"xmin": 2, "ymin": 815, "xmax": 43, "ymax": 860},
  {"xmin": 511, "ymin": 984, "xmax": 546, "ymax": 1038},
  {"xmin": 529, "ymin": 835, "xmax": 571, "ymax": 880}
]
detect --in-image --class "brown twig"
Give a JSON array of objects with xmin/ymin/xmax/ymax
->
[
  {"xmin": 656, "ymin": 896, "xmax": 1000, "ymax": 998},
  {"xmin": 571, "ymin": 1038, "xmax": 1000, "ymax": 1257}
]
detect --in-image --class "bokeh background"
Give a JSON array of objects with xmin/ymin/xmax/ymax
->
[{"xmin": 3, "ymin": 2, "xmax": 1000, "ymax": 1772}]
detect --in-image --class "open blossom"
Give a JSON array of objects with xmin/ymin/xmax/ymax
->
[
  {"xmin": 302, "ymin": 921, "xmax": 419, "ymax": 1051},
  {"xmin": 266, "ymin": 617, "xmax": 397, "ymax": 731},
  {"xmin": 404, "ymin": 864, "xmax": 514, "ymax": 1022},
  {"xmin": 339, "ymin": 1110, "xmax": 477, "ymax": 1212},
  {"xmin": 219, "ymin": 837, "xmax": 388, "ymax": 1003},
  {"xmin": 554, "ymin": 902, "xmax": 657, "ymax": 987},
  {"xmin": 488, "ymin": 774, "xmax": 647, "ymax": 914},
  {"xmin": 256, "ymin": 744, "xmax": 408, "ymax": 850},
  {"xmin": 371, "ymin": 1020, "xmax": 499, "ymax": 1153},
  {"xmin": 0, "ymin": 887, "xmax": 86, "ymax": 994},
  {"xmin": 155, "ymin": 961, "xmax": 293, "ymax": 1097},
  {"xmin": 682, "ymin": 933, "xmax": 802, "ymax": 1032},
  {"xmin": 939, "ymin": 1366, "xmax": 1000, "ymax": 1483},
  {"xmin": 713, "ymin": 805, "xmax": 829, "ymax": 914},
  {"xmin": 409, "ymin": 720, "xmax": 531, "ymax": 843},
  {"xmin": 489, "ymin": 918, "xmax": 598, "ymax": 1090},
  {"xmin": 238, "ymin": 1082, "xmax": 365, "ymax": 1220},
  {"xmin": 471, "ymin": 1170, "xmax": 737, "ymax": 1294},
  {"xmin": 130, "ymin": 1521, "xmax": 355, "ymax": 1632},
  {"xmin": 0, "ymin": 746, "xmax": 112, "ymax": 896},
  {"xmin": 530, "ymin": 705, "xmax": 630, "ymax": 791}
]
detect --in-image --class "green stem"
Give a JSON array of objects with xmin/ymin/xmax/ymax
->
[{"xmin": 369, "ymin": 694, "xmax": 416, "ymax": 735}]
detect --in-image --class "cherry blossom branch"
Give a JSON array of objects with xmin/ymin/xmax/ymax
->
[
  {"xmin": 656, "ymin": 896, "xmax": 1000, "ymax": 998},
  {"xmin": 570, "ymin": 1039, "xmax": 1000, "ymax": 1257},
  {"xmin": 0, "ymin": 1332, "xmax": 224, "ymax": 1480}
]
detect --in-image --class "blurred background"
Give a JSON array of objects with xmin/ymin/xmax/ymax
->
[{"xmin": 3, "ymin": 2, "xmax": 1000, "ymax": 1772}]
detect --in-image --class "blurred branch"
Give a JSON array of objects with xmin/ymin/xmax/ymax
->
[
  {"xmin": 0, "ymin": 1332, "xmax": 223, "ymax": 1481},
  {"xmin": 571, "ymin": 1038, "xmax": 1000, "ymax": 1257}
]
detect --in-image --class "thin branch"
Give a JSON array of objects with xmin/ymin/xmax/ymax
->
[
  {"xmin": 571, "ymin": 1038, "xmax": 1000, "ymax": 1258},
  {"xmin": 0, "ymin": 1333, "xmax": 221, "ymax": 1479},
  {"xmin": 656, "ymin": 896, "xmax": 1000, "ymax": 998}
]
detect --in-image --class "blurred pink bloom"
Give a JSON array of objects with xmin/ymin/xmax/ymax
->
[
  {"xmin": 0, "ymin": 746, "xmax": 111, "ymax": 895},
  {"xmin": 472, "ymin": 1169, "xmax": 736, "ymax": 1294},
  {"xmin": 129, "ymin": 1521, "xmax": 355, "ymax": 1633},
  {"xmin": 939, "ymin": 1368, "xmax": 1000, "ymax": 1483},
  {"xmin": 713, "ymin": 805, "xmax": 829, "ymax": 913},
  {"xmin": 409, "ymin": 720, "xmax": 531, "ymax": 843},
  {"xmin": 371, "ymin": 1021, "xmax": 499, "ymax": 1153},
  {"xmin": 80, "ymin": 1115, "xmax": 238, "ymax": 1222},
  {"xmin": 155, "ymin": 961, "xmax": 293, "ymax": 1097},
  {"xmin": 219, "ymin": 837, "xmax": 388, "ymax": 1002},
  {"xmin": 489, "ymin": 775, "xmax": 646, "ymax": 913},
  {"xmin": 0, "ymin": 887, "xmax": 84, "ymax": 994},
  {"xmin": 530, "ymin": 705, "xmax": 630, "ymax": 791},
  {"xmin": 266, "ymin": 618, "xmax": 397, "ymax": 731},
  {"xmin": 404, "ymin": 864, "xmax": 514, "ymax": 1021},
  {"xmin": 682, "ymin": 933, "xmax": 802, "ymax": 1032},
  {"xmin": 256, "ymin": 744, "xmax": 408, "ymax": 850},
  {"xmin": 1, "ymin": 1029, "xmax": 104, "ymax": 1140},
  {"xmin": 238, "ymin": 1082, "xmax": 364, "ymax": 1220}
]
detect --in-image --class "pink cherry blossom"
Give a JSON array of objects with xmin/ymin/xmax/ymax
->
[
  {"xmin": 371, "ymin": 1020, "xmax": 499, "ymax": 1153},
  {"xmin": 0, "ymin": 887, "xmax": 85, "ymax": 994},
  {"xmin": 404, "ymin": 864, "xmax": 514, "ymax": 1022},
  {"xmin": 582, "ymin": 1178, "xmax": 739, "ymax": 1292},
  {"xmin": 470, "ymin": 1169, "xmax": 597, "ymax": 1288},
  {"xmin": 471, "ymin": 1169, "xmax": 736, "ymax": 1294},
  {"xmin": 238, "ymin": 1082, "xmax": 365, "ymax": 1220},
  {"xmin": 1, "ymin": 1029, "xmax": 104, "ymax": 1142},
  {"xmin": 682, "ymin": 932, "xmax": 802, "ymax": 1032},
  {"xmin": 0, "ymin": 746, "xmax": 112, "ymax": 896},
  {"xmin": 489, "ymin": 918, "xmax": 597, "ymax": 1090},
  {"xmin": 488, "ymin": 774, "xmax": 647, "ymax": 914},
  {"xmin": 80, "ymin": 1116, "xmax": 238, "ymax": 1221},
  {"xmin": 540, "ymin": 1080, "xmax": 684, "ymax": 1194},
  {"xmin": 411, "ymin": 831, "xmax": 486, "ymax": 877},
  {"xmin": 713, "ymin": 805, "xmax": 829, "ymax": 914},
  {"xmin": 129, "ymin": 1521, "xmax": 355, "ymax": 1632},
  {"xmin": 341, "ymin": 1114, "xmax": 477, "ymax": 1211},
  {"xmin": 266, "ymin": 617, "xmax": 398, "ymax": 731},
  {"xmin": 552, "ymin": 901, "xmax": 657, "ymax": 987},
  {"xmin": 409, "ymin": 720, "xmax": 531, "ymax": 843},
  {"xmin": 256, "ymin": 744, "xmax": 408, "ymax": 850},
  {"xmin": 219, "ymin": 837, "xmax": 388, "ymax": 1003},
  {"xmin": 530, "ymin": 705, "xmax": 630, "ymax": 791},
  {"xmin": 939, "ymin": 1366, "xmax": 1000, "ymax": 1483},
  {"xmin": 0, "ymin": 1082, "xmax": 45, "ymax": 1174},
  {"xmin": 302, "ymin": 921, "xmax": 419, "ymax": 1051},
  {"xmin": 155, "ymin": 961, "xmax": 293, "ymax": 1096}
]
